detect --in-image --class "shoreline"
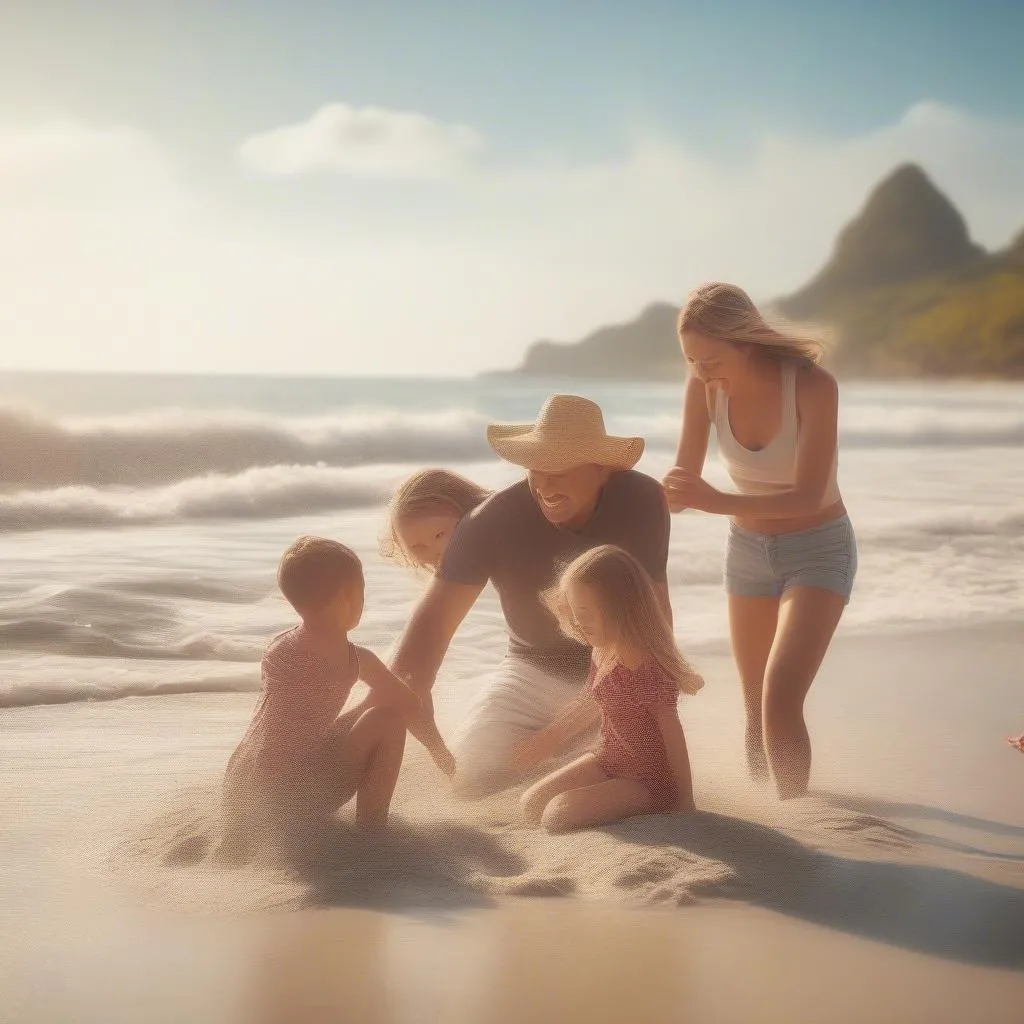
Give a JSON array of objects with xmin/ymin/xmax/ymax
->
[{"xmin": 3, "ymin": 615, "xmax": 1021, "ymax": 711}]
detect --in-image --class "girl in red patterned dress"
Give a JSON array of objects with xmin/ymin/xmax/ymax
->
[{"xmin": 514, "ymin": 545, "xmax": 704, "ymax": 833}]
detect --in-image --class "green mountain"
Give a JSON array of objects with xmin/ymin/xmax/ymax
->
[
  {"xmin": 775, "ymin": 164, "xmax": 1024, "ymax": 377},
  {"xmin": 494, "ymin": 163, "xmax": 1024, "ymax": 379}
]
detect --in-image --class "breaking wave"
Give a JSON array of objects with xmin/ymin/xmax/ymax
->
[
  {"xmin": 0, "ymin": 464, "xmax": 393, "ymax": 533},
  {"xmin": 0, "ymin": 404, "xmax": 491, "ymax": 489}
]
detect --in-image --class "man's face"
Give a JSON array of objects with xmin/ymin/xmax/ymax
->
[{"xmin": 528, "ymin": 464, "xmax": 611, "ymax": 529}]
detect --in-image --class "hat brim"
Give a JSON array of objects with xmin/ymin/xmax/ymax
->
[{"xmin": 486, "ymin": 424, "xmax": 644, "ymax": 473}]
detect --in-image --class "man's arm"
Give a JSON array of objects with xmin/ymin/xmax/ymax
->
[
  {"xmin": 389, "ymin": 577, "xmax": 485, "ymax": 699},
  {"xmin": 509, "ymin": 684, "xmax": 600, "ymax": 773},
  {"xmin": 358, "ymin": 649, "xmax": 456, "ymax": 776},
  {"xmin": 654, "ymin": 581, "xmax": 673, "ymax": 629}
]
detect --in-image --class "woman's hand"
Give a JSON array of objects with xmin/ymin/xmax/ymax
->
[
  {"xmin": 662, "ymin": 467, "xmax": 724, "ymax": 514},
  {"xmin": 1007, "ymin": 734, "xmax": 1024, "ymax": 753},
  {"xmin": 509, "ymin": 731, "xmax": 553, "ymax": 775}
]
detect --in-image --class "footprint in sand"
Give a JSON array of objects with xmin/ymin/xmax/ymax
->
[{"xmin": 816, "ymin": 810, "xmax": 918, "ymax": 850}]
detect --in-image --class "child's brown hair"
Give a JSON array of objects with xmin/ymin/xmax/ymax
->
[
  {"xmin": 544, "ymin": 544, "xmax": 703, "ymax": 694},
  {"xmin": 277, "ymin": 535, "xmax": 363, "ymax": 614}
]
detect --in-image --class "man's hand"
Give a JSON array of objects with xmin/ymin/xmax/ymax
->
[{"xmin": 408, "ymin": 709, "xmax": 456, "ymax": 777}]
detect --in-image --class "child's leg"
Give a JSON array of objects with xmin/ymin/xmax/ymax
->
[
  {"xmin": 321, "ymin": 705, "xmax": 407, "ymax": 830},
  {"xmin": 519, "ymin": 754, "xmax": 607, "ymax": 825},
  {"xmin": 539, "ymin": 778, "xmax": 656, "ymax": 834}
]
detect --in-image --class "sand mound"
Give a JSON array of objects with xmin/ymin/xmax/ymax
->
[{"xmin": 110, "ymin": 747, "xmax": 1024, "ymax": 967}]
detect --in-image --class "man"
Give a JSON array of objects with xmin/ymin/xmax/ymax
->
[{"xmin": 390, "ymin": 394, "xmax": 672, "ymax": 797}]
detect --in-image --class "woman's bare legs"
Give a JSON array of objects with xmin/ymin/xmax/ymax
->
[
  {"xmin": 761, "ymin": 587, "xmax": 846, "ymax": 799},
  {"xmin": 728, "ymin": 594, "xmax": 780, "ymax": 780},
  {"xmin": 519, "ymin": 754, "xmax": 657, "ymax": 833}
]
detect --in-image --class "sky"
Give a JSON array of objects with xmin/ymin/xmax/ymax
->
[{"xmin": 1, "ymin": 0, "xmax": 1022, "ymax": 377}]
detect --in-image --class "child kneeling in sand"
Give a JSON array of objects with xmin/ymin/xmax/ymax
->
[
  {"xmin": 512, "ymin": 545, "xmax": 704, "ymax": 833},
  {"xmin": 215, "ymin": 536, "xmax": 454, "ymax": 863}
]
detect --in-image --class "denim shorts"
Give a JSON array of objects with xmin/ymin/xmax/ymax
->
[{"xmin": 724, "ymin": 515, "xmax": 858, "ymax": 603}]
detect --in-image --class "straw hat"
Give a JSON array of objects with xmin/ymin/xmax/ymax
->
[{"xmin": 486, "ymin": 395, "xmax": 644, "ymax": 473}]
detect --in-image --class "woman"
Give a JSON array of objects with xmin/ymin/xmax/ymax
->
[
  {"xmin": 380, "ymin": 468, "xmax": 491, "ymax": 573},
  {"xmin": 663, "ymin": 282, "xmax": 856, "ymax": 799}
]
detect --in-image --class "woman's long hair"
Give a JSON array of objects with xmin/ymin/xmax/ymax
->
[
  {"xmin": 379, "ymin": 468, "xmax": 491, "ymax": 570},
  {"xmin": 543, "ymin": 545, "xmax": 703, "ymax": 695},
  {"xmin": 679, "ymin": 281, "xmax": 825, "ymax": 365}
]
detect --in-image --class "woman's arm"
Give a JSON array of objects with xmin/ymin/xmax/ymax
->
[
  {"xmin": 654, "ymin": 706, "xmax": 695, "ymax": 812},
  {"xmin": 509, "ymin": 684, "xmax": 600, "ymax": 773},
  {"xmin": 665, "ymin": 376, "xmax": 712, "ymax": 510},
  {"xmin": 665, "ymin": 369, "xmax": 839, "ymax": 519}
]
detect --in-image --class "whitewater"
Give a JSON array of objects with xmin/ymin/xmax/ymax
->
[{"xmin": 1, "ymin": 372, "xmax": 1022, "ymax": 710}]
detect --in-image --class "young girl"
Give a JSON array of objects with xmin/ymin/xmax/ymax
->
[
  {"xmin": 215, "ymin": 535, "xmax": 454, "ymax": 864},
  {"xmin": 512, "ymin": 545, "xmax": 704, "ymax": 834},
  {"xmin": 380, "ymin": 468, "xmax": 491, "ymax": 573}
]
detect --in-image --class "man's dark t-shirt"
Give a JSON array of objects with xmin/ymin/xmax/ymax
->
[{"xmin": 438, "ymin": 470, "xmax": 670, "ymax": 683}]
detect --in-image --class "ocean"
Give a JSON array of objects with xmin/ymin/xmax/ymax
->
[{"xmin": 2, "ymin": 371, "xmax": 1022, "ymax": 711}]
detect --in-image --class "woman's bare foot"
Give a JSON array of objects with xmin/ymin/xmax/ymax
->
[{"xmin": 745, "ymin": 725, "xmax": 769, "ymax": 781}]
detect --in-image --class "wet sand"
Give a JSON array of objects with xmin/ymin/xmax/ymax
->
[{"xmin": 2, "ymin": 623, "xmax": 1022, "ymax": 1023}]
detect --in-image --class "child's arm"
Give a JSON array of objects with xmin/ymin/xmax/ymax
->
[
  {"xmin": 357, "ymin": 648, "xmax": 456, "ymax": 776},
  {"xmin": 678, "ymin": 665, "xmax": 705, "ymax": 695},
  {"xmin": 509, "ymin": 685, "xmax": 600, "ymax": 774},
  {"xmin": 654, "ymin": 706, "xmax": 696, "ymax": 812}
]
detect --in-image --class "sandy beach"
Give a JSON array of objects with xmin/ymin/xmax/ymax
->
[
  {"xmin": 3, "ymin": 621, "xmax": 1021, "ymax": 1024},
  {"xmin": 4, "ymin": 0, "xmax": 1024, "ymax": 1014}
]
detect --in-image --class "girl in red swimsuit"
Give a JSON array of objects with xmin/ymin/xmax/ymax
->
[{"xmin": 513, "ymin": 544, "xmax": 704, "ymax": 833}]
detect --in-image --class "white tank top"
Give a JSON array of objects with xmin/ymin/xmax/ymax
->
[{"xmin": 713, "ymin": 362, "xmax": 840, "ymax": 507}]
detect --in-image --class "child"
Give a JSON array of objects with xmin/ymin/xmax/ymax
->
[
  {"xmin": 511, "ymin": 544, "xmax": 704, "ymax": 834},
  {"xmin": 379, "ymin": 468, "xmax": 491, "ymax": 573},
  {"xmin": 215, "ymin": 535, "xmax": 454, "ymax": 863}
]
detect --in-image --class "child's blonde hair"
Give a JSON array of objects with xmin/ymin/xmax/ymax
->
[
  {"xmin": 679, "ymin": 282, "xmax": 825, "ymax": 366},
  {"xmin": 380, "ymin": 468, "xmax": 491, "ymax": 570},
  {"xmin": 543, "ymin": 545, "xmax": 702, "ymax": 694}
]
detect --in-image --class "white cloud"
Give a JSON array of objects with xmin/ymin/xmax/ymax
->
[
  {"xmin": 1, "ymin": 103, "xmax": 1023, "ymax": 377},
  {"xmin": 237, "ymin": 102, "xmax": 482, "ymax": 179}
]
